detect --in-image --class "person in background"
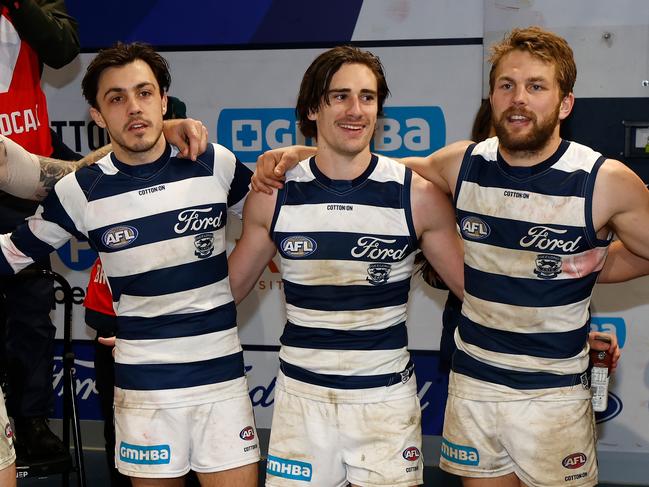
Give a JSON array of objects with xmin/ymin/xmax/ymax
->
[{"xmin": 0, "ymin": 0, "xmax": 79, "ymax": 471}]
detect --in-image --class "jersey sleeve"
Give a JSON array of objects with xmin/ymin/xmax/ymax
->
[{"xmin": 0, "ymin": 172, "xmax": 87, "ymax": 274}]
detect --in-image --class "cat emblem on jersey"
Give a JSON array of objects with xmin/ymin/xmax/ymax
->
[
  {"xmin": 194, "ymin": 232, "xmax": 215, "ymax": 258},
  {"xmin": 533, "ymin": 254, "xmax": 562, "ymax": 279},
  {"xmin": 366, "ymin": 263, "xmax": 391, "ymax": 285}
]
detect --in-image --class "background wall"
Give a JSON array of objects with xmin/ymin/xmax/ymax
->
[{"xmin": 37, "ymin": 0, "xmax": 649, "ymax": 483}]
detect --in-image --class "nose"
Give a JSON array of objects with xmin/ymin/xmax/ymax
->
[
  {"xmin": 511, "ymin": 85, "xmax": 527, "ymax": 106},
  {"xmin": 126, "ymin": 97, "xmax": 142, "ymax": 115},
  {"xmin": 345, "ymin": 95, "xmax": 363, "ymax": 117}
]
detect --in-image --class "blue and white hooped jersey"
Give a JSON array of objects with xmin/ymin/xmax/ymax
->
[
  {"xmin": 452, "ymin": 137, "xmax": 610, "ymax": 400},
  {"xmin": 0, "ymin": 143, "xmax": 252, "ymax": 408},
  {"xmin": 271, "ymin": 154, "xmax": 419, "ymax": 403}
]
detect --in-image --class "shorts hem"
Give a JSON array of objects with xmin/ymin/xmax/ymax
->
[
  {"xmin": 347, "ymin": 475, "xmax": 424, "ymax": 487},
  {"xmin": 116, "ymin": 466, "xmax": 191, "ymax": 478},
  {"xmin": 0, "ymin": 452, "xmax": 15, "ymax": 471},
  {"xmin": 191, "ymin": 454, "xmax": 260, "ymax": 473},
  {"xmin": 439, "ymin": 460, "xmax": 514, "ymax": 478}
]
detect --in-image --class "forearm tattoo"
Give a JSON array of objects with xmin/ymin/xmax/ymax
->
[
  {"xmin": 36, "ymin": 144, "xmax": 112, "ymax": 198},
  {"xmin": 35, "ymin": 156, "xmax": 77, "ymax": 198}
]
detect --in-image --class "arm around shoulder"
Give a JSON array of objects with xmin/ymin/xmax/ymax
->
[{"xmin": 400, "ymin": 140, "xmax": 471, "ymax": 197}]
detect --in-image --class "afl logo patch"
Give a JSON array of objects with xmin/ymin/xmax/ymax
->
[
  {"xmin": 403, "ymin": 446, "xmax": 420, "ymax": 461},
  {"xmin": 562, "ymin": 452, "xmax": 587, "ymax": 469},
  {"xmin": 239, "ymin": 426, "xmax": 255, "ymax": 441},
  {"xmin": 460, "ymin": 216, "xmax": 490, "ymax": 240},
  {"xmin": 102, "ymin": 226, "xmax": 138, "ymax": 249},
  {"xmin": 281, "ymin": 236, "xmax": 316, "ymax": 257}
]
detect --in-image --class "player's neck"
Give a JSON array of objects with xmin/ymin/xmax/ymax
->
[
  {"xmin": 499, "ymin": 132, "xmax": 562, "ymax": 168},
  {"xmin": 314, "ymin": 146, "xmax": 372, "ymax": 180},
  {"xmin": 112, "ymin": 135, "xmax": 167, "ymax": 166}
]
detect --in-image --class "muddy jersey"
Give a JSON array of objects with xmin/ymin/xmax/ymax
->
[
  {"xmin": 0, "ymin": 143, "xmax": 251, "ymax": 408},
  {"xmin": 452, "ymin": 137, "xmax": 611, "ymax": 400},
  {"xmin": 270, "ymin": 155, "xmax": 419, "ymax": 403}
]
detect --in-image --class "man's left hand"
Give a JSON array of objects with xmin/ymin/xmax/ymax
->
[{"xmin": 163, "ymin": 118, "xmax": 208, "ymax": 161}]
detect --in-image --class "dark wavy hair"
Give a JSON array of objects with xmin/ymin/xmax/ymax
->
[
  {"xmin": 82, "ymin": 42, "xmax": 171, "ymax": 108},
  {"xmin": 296, "ymin": 45, "xmax": 390, "ymax": 139}
]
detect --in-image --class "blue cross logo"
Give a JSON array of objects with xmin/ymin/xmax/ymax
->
[{"xmin": 237, "ymin": 123, "xmax": 258, "ymax": 148}]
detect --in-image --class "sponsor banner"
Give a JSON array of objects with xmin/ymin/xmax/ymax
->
[
  {"xmin": 217, "ymin": 106, "xmax": 445, "ymax": 163},
  {"xmin": 51, "ymin": 341, "xmax": 101, "ymax": 420}
]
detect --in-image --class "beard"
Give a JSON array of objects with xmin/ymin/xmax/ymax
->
[
  {"xmin": 493, "ymin": 104, "xmax": 560, "ymax": 153},
  {"xmin": 108, "ymin": 122, "xmax": 163, "ymax": 157}
]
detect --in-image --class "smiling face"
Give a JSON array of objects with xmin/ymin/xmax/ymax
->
[
  {"xmin": 89, "ymin": 59, "xmax": 168, "ymax": 164},
  {"xmin": 308, "ymin": 62, "xmax": 378, "ymax": 160},
  {"xmin": 490, "ymin": 50, "xmax": 573, "ymax": 157}
]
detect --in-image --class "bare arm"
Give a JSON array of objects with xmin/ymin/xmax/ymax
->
[
  {"xmin": 399, "ymin": 140, "xmax": 470, "ymax": 197},
  {"xmin": 412, "ymin": 172, "xmax": 464, "ymax": 299},
  {"xmin": 228, "ymin": 189, "xmax": 278, "ymax": 304},
  {"xmin": 598, "ymin": 240, "xmax": 649, "ymax": 283},
  {"xmin": 594, "ymin": 159, "xmax": 649, "ymax": 260},
  {"xmin": 0, "ymin": 119, "xmax": 207, "ymax": 201}
]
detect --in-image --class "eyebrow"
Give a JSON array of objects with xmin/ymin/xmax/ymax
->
[
  {"xmin": 327, "ymin": 88, "xmax": 378, "ymax": 95},
  {"xmin": 102, "ymin": 82, "xmax": 156, "ymax": 100},
  {"xmin": 497, "ymin": 75, "xmax": 549, "ymax": 84}
]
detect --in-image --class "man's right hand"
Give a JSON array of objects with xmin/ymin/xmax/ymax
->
[{"xmin": 251, "ymin": 145, "xmax": 315, "ymax": 193}]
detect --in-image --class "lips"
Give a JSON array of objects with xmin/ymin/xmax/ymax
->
[
  {"xmin": 504, "ymin": 109, "xmax": 535, "ymax": 125},
  {"xmin": 336, "ymin": 121, "xmax": 366, "ymax": 132},
  {"xmin": 126, "ymin": 119, "xmax": 148, "ymax": 131}
]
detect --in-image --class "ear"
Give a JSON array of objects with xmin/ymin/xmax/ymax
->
[
  {"xmin": 90, "ymin": 106, "xmax": 106, "ymax": 128},
  {"xmin": 307, "ymin": 109, "xmax": 318, "ymax": 122},
  {"xmin": 558, "ymin": 93, "xmax": 574, "ymax": 121},
  {"xmin": 161, "ymin": 93, "xmax": 168, "ymax": 116}
]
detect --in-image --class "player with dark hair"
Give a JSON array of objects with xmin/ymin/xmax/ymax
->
[
  {"xmin": 229, "ymin": 45, "xmax": 463, "ymax": 487},
  {"xmin": 0, "ymin": 42, "xmax": 259, "ymax": 486}
]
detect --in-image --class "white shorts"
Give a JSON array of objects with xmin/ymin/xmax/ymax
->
[
  {"xmin": 266, "ymin": 381, "xmax": 423, "ymax": 487},
  {"xmin": 440, "ymin": 393, "xmax": 597, "ymax": 487},
  {"xmin": 115, "ymin": 394, "xmax": 260, "ymax": 478},
  {"xmin": 0, "ymin": 391, "xmax": 14, "ymax": 470}
]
